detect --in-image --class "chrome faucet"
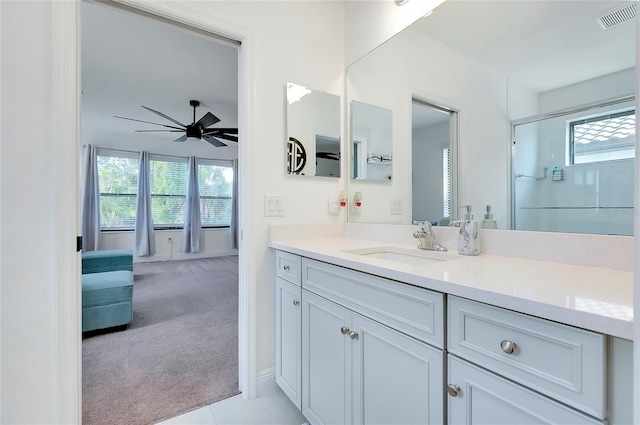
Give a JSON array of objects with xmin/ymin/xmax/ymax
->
[{"xmin": 413, "ymin": 222, "xmax": 448, "ymax": 252}]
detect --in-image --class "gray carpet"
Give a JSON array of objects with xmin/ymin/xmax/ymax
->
[{"xmin": 82, "ymin": 256, "xmax": 240, "ymax": 425}]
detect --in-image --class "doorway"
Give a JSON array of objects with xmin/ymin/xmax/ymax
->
[
  {"xmin": 77, "ymin": 1, "xmax": 249, "ymax": 423},
  {"xmin": 411, "ymin": 99, "xmax": 457, "ymax": 225}
]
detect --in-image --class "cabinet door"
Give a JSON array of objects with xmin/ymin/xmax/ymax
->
[
  {"xmin": 447, "ymin": 355, "xmax": 603, "ymax": 425},
  {"xmin": 302, "ymin": 290, "xmax": 351, "ymax": 425},
  {"xmin": 275, "ymin": 277, "xmax": 302, "ymax": 409},
  {"xmin": 351, "ymin": 314, "xmax": 444, "ymax": 425}
]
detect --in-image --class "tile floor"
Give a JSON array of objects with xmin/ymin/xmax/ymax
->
[{"xmin": 156, "ymin": 386, "xmax": 306, "ymax": 425}]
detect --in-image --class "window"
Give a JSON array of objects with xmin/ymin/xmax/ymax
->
[
  {"xmin": 95, "ymin": 150, "xmax": 234, "ymax": 230},
  {"xmin": 569, "ymin": 109, "xmax": 635, "ymax": 164},
  {"xmin": 149, "ymin": 155, "xmax": 188, "ymax": 227},
  {"xmin": 198, "ymin": 159, "xmax": 234, "ymax": 227},
  {"xmin": 443, "ymin": 147, "xmax": 451, "ymax": 218},
  {"xmin": 97, "ymin": 150, "xmax": 139, "ymax": 230}
]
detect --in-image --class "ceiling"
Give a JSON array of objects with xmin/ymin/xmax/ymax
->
[
  {"xmin": 81, "ymin": 2, "xmax": 239, "ymax": 146},
  {"xmin": 410, "ymin": 0, "xmax": 635, "ymax": 131},
  {"xmin": 84, "ymin": 1, "xmax": 634, "ymax": 140},
  {"xmin": 414, "ymin": 0, "xmax": 635, "ymax": 93}
]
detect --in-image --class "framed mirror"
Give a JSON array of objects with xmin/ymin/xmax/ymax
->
[
  {"xmin": 286, "ymin": 82, "xmax": 341, "ymax": 178},
  {"xmin": 346, "ymin": 0, "xmax": 635, "ymax": 235}
]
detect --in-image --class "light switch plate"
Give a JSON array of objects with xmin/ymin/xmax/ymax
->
[
  {"xmin": 264, "ymin": 194, "xmax": 285, "ymax": 217},
  {"xmin": 328, "ymin": 198, "xmax": 340, "ymax": 213},
  {"xmin": 390, "ymin": 198, "xmax": 402, "ymax": 215}
]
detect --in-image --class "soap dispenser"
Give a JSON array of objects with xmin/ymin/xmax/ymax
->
[
  {"xmin": 481, "ymin": 205, "xmax": 497, "ymax": 229},
  {"xmin": 457, "ymin": 205, "xmax": 480, "ymax": 256}
]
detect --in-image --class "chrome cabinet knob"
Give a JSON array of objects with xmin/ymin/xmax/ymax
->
[
  {"xmin": 447, "ymin": 384, "xmax": 461, "ymax": 397},
  {"xmin": 283, "ymin": 265, "xmax": 290, "ymax": 271},
  {"xmin": 340, "ymin": 326, "xmax": 350, "ymax": 335},
  {"xmin": 292, "ymin": 299, "xmax": 300, "ymax": 306},
  {"xmin": 349, "ymin": 331, "xmax": 359, "ymax": 340},
  {"xmin": 500, "ymin": 340, "xmax": 517, "ymax": 354}
]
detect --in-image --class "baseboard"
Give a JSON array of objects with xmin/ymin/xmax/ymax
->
[
  {"xmin": 257, "ymin": 367, "xmax": 277, "ymax": 397},
  {"xmin": 133, "ymin": 249, "xmax": 238, "ymax": 263}
]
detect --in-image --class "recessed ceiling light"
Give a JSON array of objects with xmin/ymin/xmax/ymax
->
[{"xmin": 395, "ymin": 0, "xmax": 410, "ymax": 5}]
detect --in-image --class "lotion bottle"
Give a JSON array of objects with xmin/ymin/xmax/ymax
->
[
  {"xmin": 481, "ymin": 205, "xmax": 497, "ymax": 229},
  {"xmin": 457, "ymin": 205, "xmax": 480, "ymax": 256}
]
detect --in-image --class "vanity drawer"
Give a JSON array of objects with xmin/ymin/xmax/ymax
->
[
  {"xmin": 302, "ymin": 258, "xmax": 444, "ymax": 348},
  {"xmin": 448, "ymin": 296, "xmax": 605, "ymax": 419},
  {"xmin": 276, "ymin": 251, "xmax": 301, "ymax": 285}
]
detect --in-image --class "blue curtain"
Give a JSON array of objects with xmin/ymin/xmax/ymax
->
[
  {"xmin": 231, "ymin": 159, "xmax": 238, "ymax": 249},
  {"xmin": 182, "ymin": 156, "xmax": 201, "ymax": 253},
  {"xmin": 135, "ymin": 151, "xmax": 156, "ymax": 256},
  {"xmin": 81, "ymin": 144, "xmax": 100, "ymax": 251}
]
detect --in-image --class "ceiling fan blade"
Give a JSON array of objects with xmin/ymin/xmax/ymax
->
[
  {"xmin": 141, "ymin": 106, "xmax": 187, "ymax": 127},
  {"xmin": 316, "ymin": 152, "xmax": 340, "ymax": 160},
  {"xmin": 202, "ymin": 135, "xmax": 227, "ymax": 147},
  {"xmin": 196, "ymin": 112, "xmax": 221, "ymax": 128},
  {"xmin": 208, "ymin": 133, "xmax": 238, "ymax": 143},
  {"xmin": 134, "ymin": 130, "xmax": 183, "ymax": 132},
  {"xmin": 174, "ymin": 134, "xmax": 188, "ymax": 143},
  {"xmin": 203, "ymin": 127, "xmax": 238, "ymax": 134},
  {"xmin": 114, "ymin": 115, "xmax": 184, "ymax": 130}
]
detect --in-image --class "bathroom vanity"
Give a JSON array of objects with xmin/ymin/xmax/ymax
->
[{"xmin": 271, "ymin": 235, "xmax": 633, "ymax": 425}]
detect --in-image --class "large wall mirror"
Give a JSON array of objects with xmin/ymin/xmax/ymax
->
[
  {"xmin": 287, "ymin": 83, "xmax": 341, "ymax": 178},
  {"xmin": 346, "ymin": 0, "xmax": 635, "ymax": 235}
]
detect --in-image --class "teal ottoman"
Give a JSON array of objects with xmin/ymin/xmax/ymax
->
[
  {"xmin": 82, "ymin": 270, "xmax": 134, "ymax": 332},
  {"xmin": 82, "ymin": 249, "xmax": 133, "ymax": 274}
]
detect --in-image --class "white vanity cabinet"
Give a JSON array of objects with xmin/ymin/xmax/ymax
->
[
  {"xmin": 273, "ymin": 249, "xmax": 633, "ymax": 425},
  {"xmin": 300, "ymin": 257, "xmax": 445, "ymax": 425},
  {"xmin": 275, "ymin": 251, "xmax": 302, "ymax": 409},
  {"xmin": 447, "ymin": 355, "xmax": 603, "ymax": 425},
  {"xmin": 447, "ymin": 296, "xmax": 606, "ymax": 424}
]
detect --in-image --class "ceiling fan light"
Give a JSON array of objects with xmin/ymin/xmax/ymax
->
[{"xmin": 185, "ymin": 124, "xmax": 202, "ymax": 139}]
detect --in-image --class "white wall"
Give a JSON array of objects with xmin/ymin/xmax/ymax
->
[
  {"xmin": 1, "ymin": 2, "xmax": 58, "ymax": 422},
  {"xmin": 347, "ymin": 25, "xmax": 509, "ymax": 226},
  {"xmin": 0, "ymin": 1, "xmax": 345, "ymax": 423}
]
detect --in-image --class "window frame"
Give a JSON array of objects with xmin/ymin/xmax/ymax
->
[
  {"xmin": 96, "ymin": 148, "xmax": 139, "ymax": 231},
  {"xmin": 197, "ymin": 158, "xmax": 234, "ymax": 229},
  {"xmin": 148, "ymin": 154, "xmax": 189, "ymax": 229},
  {"xmin": 568, "ymin": 108, "xmax": 635, "ymax": 165}
]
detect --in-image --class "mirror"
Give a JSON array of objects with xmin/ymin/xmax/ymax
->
[
  {"xmin": 351, "ymin": 100, "xmax": 393, "ymax": 182},
  {"xmin": 286, "ymin": 83, "xmax": 341, "ymax": 178},
  {"xmin": 346, "ymin": 0, "xmax": 635, "ymax": 235}
]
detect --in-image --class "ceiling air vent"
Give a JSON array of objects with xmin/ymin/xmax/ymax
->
[{"xmin": 595, "ymin": 2, "xmax": 636, "ymax": 30}]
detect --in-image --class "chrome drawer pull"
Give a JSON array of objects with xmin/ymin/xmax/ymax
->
[
  {"xmin": 340, "ymin": 326, "xmax": 350, "ymax": 335},
  {"xmin": 292, "ymin": 300, "xmax": 300, "ymax": 306},
  {"xmin": 447, "ymin": 384, "xmax": 461, "ymax": 397},
  {"xmin": 500, "ymin": 339, "xmax": 517, "ymax": 354},
  {"xmin": 283, "ymin": 265, "xmax": 290, "ymax": 271},
  {"xmin": 349, "ymin": 331, "xmax": 359, "ymax": 340}
]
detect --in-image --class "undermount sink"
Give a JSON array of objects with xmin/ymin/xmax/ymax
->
[{"xmin": 343, "ymin": 246, "xmax": 459, "ymax": 266}]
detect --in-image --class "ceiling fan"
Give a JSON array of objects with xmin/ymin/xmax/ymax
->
[{"xmin": 114, "ymin": 100, "xmax": 238, "ymax": 147}]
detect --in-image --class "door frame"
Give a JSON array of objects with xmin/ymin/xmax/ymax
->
[{"xmin": 53, "ymin": 1, "xmax": 257, "ymax": 422}]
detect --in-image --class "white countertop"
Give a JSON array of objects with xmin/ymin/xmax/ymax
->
[{"xmin": 270, "ymin": 237, "xmax": 633, "ymax": 340}]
